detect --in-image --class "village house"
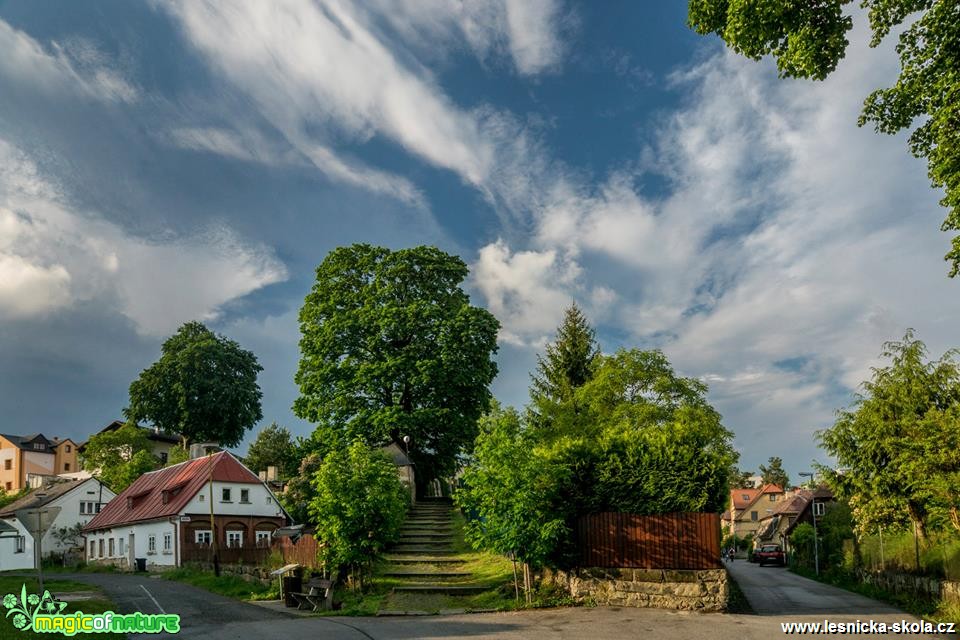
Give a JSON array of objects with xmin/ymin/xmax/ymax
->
[
  {"xmin": 721, "ymin": 483, "xmax": 785, "ymax": 539},
  {"xmin": 0, "ymin": 434, "xmax": 80, "ymax": 493},
  {"xmin": 78, "ymin": 421, "xmax": 182, "ymax": 467},
  {"xmin": 83, "ymin": 450, "xmax": 288, "ymax": 570},
  {"xmin": 0, "ymin": 477, "xmax": 116, "ymax": 571}
]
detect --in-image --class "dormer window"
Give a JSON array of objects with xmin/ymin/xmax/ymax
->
[
  {"xmin": 33, "ymin": 443, "xmax": 44, "ymax": 450},
  {"xmin": 741, "ymin": 494, "xmax": 750, "ymax": 501}
]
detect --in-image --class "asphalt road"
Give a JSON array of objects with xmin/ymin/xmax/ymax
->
[
  {"xmin": 725, "ymin": 558, "xmax": 902, "ymax": 616},
  {"xmin": 39, "ymin": 571, "xmax": 953, "ymax": 639}
]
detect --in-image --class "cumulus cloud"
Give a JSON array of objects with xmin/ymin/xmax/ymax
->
[{"xmin": 0, "ymin": 139, "xmax": 287, "ymax": 335}]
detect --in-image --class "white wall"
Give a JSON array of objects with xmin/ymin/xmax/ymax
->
[
  {"xmin": 86, "ymin": 519, "xmax": 179, "ymax": 569},
  {"xmin": 0, "ymin": 478, "xmax": 116, "ymax": 571},
  {"xmin": 179, "ymin": 481, "xmax": 285, "ymax": 519}
]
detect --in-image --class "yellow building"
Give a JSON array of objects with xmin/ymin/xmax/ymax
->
[{"xmin": 0, "ymin": 434, "xmax": 79, "ymax": 494}]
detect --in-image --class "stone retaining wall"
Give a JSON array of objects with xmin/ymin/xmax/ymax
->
[
  {"xmin": 543, "ymin": 567, "xmax": 728, "ymax": 612},
  {"xmin": 856, "ymin": 569, "xmax": 960, "ymax": 606},
  {"xmin": 183, "ymin": 561, "xmax": 276, "ymax": 586}
]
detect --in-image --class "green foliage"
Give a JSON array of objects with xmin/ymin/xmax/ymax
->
[
  {"xmin": 281, "ymin": 452, "xmax": 323, "ymax": 524},
  {"xmin": 456, "ymin": 406, "xmax": 571, "ymax": 566},
  {"xmin": 459, "ymin": 348, "xmax": 737, "ymax": 568},
  {"xmin": 759, "ymin": 456, "xmax": 790, "ymax": 489},
  {"xmin": 309, "ymin": 441, "xmax": 409, "ymax": 579},
  {"xmin": 162, "ymin": 567, "xmax": 277, "ymax": 600},
  {"xmin": 244, "ymin": 422, "xmax": 298, "ymax": 478},
  {"xmin": 80, "ymin": 423, "xmax": 159, "ymax": 492},
  {"xmin": 294, "ymin": 244, "xmax": 499, "ymax": 486},
  {"xmin": 165, "ymin": 445, "xmax": 190, "ymax": 467},
  {"xmin": 790, "ymin": 522, "xmax": 816, "ymax": 569},
  {"xmin": 688, "ymin": 0, "xmax": 960, "ymax": 276},
  {"xmin": 50, "ymin": 523, "xmax": 84, "ymax": 550},
  {"xmin": 0, "ymin": 488, "xmax": 28, "ymax": 510},
  {"xmin": 126, "ymin": 321, "xmax": 263, "ymax": 448},
  {"xmin": 530, "ymin": 303, "xmax": 600, "ymax": 412},
  {"xmin": 728, "ymin": 467, "xmax": 755, "ymax": 489},
  {"xmin": 817, "ymin": 330, "xmax": 960, "ymax": 540}
]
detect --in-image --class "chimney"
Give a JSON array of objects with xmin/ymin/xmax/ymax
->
[{"xmin": 188, "ymin": 443, "xmax": 221, "ymax": 459}]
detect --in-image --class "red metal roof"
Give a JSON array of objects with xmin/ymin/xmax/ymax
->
[{"xmin": 83, "ymin": 451, "xmax": 261, "ymax": 531}]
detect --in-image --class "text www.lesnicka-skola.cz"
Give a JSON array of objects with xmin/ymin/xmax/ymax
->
[{"xmin": 780, "ymin": 619, "xmax": 956, "ymax": 635}]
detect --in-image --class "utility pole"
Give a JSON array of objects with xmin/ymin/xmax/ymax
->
[{"xmin": 208, "ymin": 452, "xmax": 219, "ymax": 577}]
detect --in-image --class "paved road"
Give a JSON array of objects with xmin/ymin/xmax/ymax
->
[
  {"xmin": 38, "ymin": 571, "xmax": 952, "ymax": 639},
  {"xmin": 725, "ymin": 558, "xmax": 903, "ymax": 616}
]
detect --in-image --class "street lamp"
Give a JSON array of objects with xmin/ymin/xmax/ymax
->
[{"xmin": 799, "ymin": 472, "xmax": 819, "ymax": 576}]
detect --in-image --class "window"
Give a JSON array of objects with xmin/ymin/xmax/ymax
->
[
  {"xmin": 119, "ymin": 538, "xmax": 125, "ymax": 556},
  {"xmin": 64, "ymin": 463, "xmax": 70, "ymax": 472},
  {"xmin": 226, "ymin": 531, "xmax": 243, "ymax": 548},
  {"xmin": 95, "ymin": 503, "xmax": 102, "ymax": 513},
  {"xmin": 221, "ymin": 488, "xmax": 232, "ymax": 502},
  {"xmin": 768, "ymin": 494, "xmax": 776, "ymax": 501},
  {"xmin": 89, "ymin": 541, "xmax": 95, "ymax": 559},
  {"xmin": 741, "ymin": 494, "xmax": 749, "ymax": 501},
  {"xmin": 194, "ymin": 530, "xmax": 212, "ymax": 545},
  {"xmin": 198, "ymin": 494, "xmax": 205, "ymax": 502},
  {"xmin": 813, "ymin": 501, "xmax": 825, "ymax": 517},
  {"xmin": 159, "ymin": 452, "xmax": 168, "ymax": 464},
  {"xmin": 108, "ymin": 538, "xmax": 115, "ymax": 557},
  {"xmin": 80, "ymin": 502, "xmax": 87, "ymax": 515},
  {"xmin": 98, "ymin": 539, "xmax": 104, "ymax": 558},
  {"xmin": 163, "ymin": 532, "xmax": 172, "ymax": 553},
  {"xmin": 15, "ymin": 536, "xmax": 24, "ymax": 554},
  {"xmin": 240, "ymin": 489, "xmax": 249, "ymax": 503},
  {"xmin": 255, "ymin": 531, "xmax": 272, "ymax": 546},
  {"xmin": 3, "ymin": 459, "xmax": 10, "ymax": 470},
  {"xmin": 750, "ymin": 511, "xmax": 758, "ymax": 521},
  {"xmin": 33, "ymin": 443, "xmax": 43, "ymax": 450},
  {"xmin": 4, "ymin": 482, "xmax": 10, "ymax": 491},
  {"xmin": 147, "ymin": 535, "xmax": 156, "ymax": 554},
  {"xmin": 65, "ymin": 445, "xmax": 71, "ymax": 453}
]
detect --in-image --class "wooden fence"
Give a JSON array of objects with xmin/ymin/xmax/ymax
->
[
  {"xmin": 577, "ymin": 512, "xmax": 721, "ymax": 569},
  {"xmin": 181, "ymin": 534, "xmax": 322, "ymax": 569}
]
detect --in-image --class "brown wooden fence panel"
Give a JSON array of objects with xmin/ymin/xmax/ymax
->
[
  {"xmin": 577, "ymin": 512, "xmax": 721, "ymax": 569},
  {"xmin": 181, "ymin": 534, "xmax": 323, "ymax": 570}
]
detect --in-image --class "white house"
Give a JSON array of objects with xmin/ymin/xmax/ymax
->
[
  {"xmin": 0, "ymin": 477, "xmax": 116, "ymax": 571},
  {"xmin": 83, "ymin": 451, "xmax": 288, "ymax": 570}
]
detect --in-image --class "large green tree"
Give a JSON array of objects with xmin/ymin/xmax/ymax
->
[
  {"xmin": 294, "ymin": 244, "xmax": 500, "ymax": 487},
  {"xmin": 126, "ymin": 321, "xmax": 264, "ymax": 448},
  {"xmin": 531, "ymin": 303, "xmax": 601, "ymax": 405},
  {"xmin": 244, "ymin": 422, "xmax": 299, "ymax": 479},
  {"xmin": 688, "ymin": 0, "xmax": 960, "ymax": 276},
  {"xmin": 80, "ymin": 423, "xmax": 159, "ymax": 492},
  {"xmin": 817, "ymin": 330, "xmax": 960, "ymax": 540},
  {"xmin": 759, "ymin": 456, "xmax": 790, "ymax": 489}
]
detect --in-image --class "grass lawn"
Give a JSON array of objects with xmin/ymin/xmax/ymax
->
[
  {"xmin": 0, "ymin": 577, "xmax": 122, "ymax": 640},
  {"xmin": 162, "ymin": 567, "xmax": 279, "ymax": 601}
]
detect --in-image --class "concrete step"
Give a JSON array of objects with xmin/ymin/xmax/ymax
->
[
  {"xmin": 390, "ymin": 546, "xmax": 457, "ymax": 554},
  {"xmin": 382, "ymin": 555, "xmax": 466, "ymax": 564},
  {"xmin": 383, "ymin": 570, "xmax": 472, "ymax": 578},
  {"xmin": 392, "ymin": 585, "xmax": 487, "ymax": 595},
  {"xmin": 399, "ymin": 534, "xmax": 455, "ymax": 541}
]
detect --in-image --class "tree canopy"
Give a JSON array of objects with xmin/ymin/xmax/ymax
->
[
  {"xmin": 80, "ymin": 423, "xmax": 159, "ymax": 492},
  {"xmin": 688, "ymin": 0, "xmax": 960, "ymax": 276},
  {"xmin": 294, "ymin": 244, "xmax": 499, "ymax": 486},
  {"xmin": 759, "ymin": 456, "xmax": 790, "ymax": 489},
  {"xmin": 126, "ymin": 321, "xmax": 263, "ymax": 448},
  {"xmin": 530, "ymin": 303, "xmax": 601, "ymax": 406},
  {"xmin": 244, "ymin": 422, "xmax": 299, "ymax": 479},
  {"xmin": 817, "ymin": 330, "xmax": 960, "ymax": 538}
]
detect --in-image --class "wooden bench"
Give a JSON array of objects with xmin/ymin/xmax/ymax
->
[{"xmin": 290, "ymin": 577, "xmax": 334, "ymax": 612}]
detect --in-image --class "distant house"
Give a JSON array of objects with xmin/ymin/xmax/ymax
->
[
  {"xmin": 0, "ymin": 434, "xmax": 80, "ymax": 493},
  {"xmin": 0, "ymin": 477, "xmax": 117, "ymax": 571},
  {"xmin": 753, "ymin": 492, "xmax": 810, "ymax": 550},
  {"xmin": 83, "ymin": 451, "xmax": 288, "ymax": 570},
  {"xmin": 78, "ymin": 421, "xmax": 182, "ymax": 467},
  {"xmin": 721, "ymin": 483, "xmax": 785, "ymax": 538}
]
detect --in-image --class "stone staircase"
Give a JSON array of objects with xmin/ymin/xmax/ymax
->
[{"xmin": 380, "ymin": 498, "xmax": 487, "ymax": 602}]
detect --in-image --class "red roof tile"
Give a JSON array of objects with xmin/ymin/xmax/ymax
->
[
  {"xmin": 83, "ymin": 451, "xmax": 261, "ymax": 531},
  {"xmin": 730, "ymin": 488, "xmax": 760, "ymax": 510}
]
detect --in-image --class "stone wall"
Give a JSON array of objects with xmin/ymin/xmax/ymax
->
[
  {"xmin": 544, "ymin": 567, "xmax": 728, "ymax": 612},
  {"xmin": 856, "ymin": 569, "xmax": 960, "ymax": 606}
]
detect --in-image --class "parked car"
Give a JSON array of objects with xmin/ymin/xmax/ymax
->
[{"xmin": 755, "ymin": 544, "xmax": 785, "ymax": 566}]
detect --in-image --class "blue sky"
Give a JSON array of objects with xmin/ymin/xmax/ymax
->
[{"xmin": 1, "ymin": 1, "xmax": 958, "ymax": 483}]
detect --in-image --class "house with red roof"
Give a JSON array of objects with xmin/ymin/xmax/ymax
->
[
  {"xmin": 721, "ymin": 483, "xmax": 785, "ymax": 539},
  {"xmin": 83, "ymin": 451, "xmax": 288, "ymax": 570}
]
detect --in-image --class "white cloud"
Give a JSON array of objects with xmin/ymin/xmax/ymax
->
[
  {"xmin": 0, "ymin": 139, "xmax": 287, "ymax": 335},
  {"xmin": 0, "ymin": 19, "xmax": 138, "ymax": 103},
  {"xmin": 504, "ymin": 0, "xmax": 565, "ymax": 75}
]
